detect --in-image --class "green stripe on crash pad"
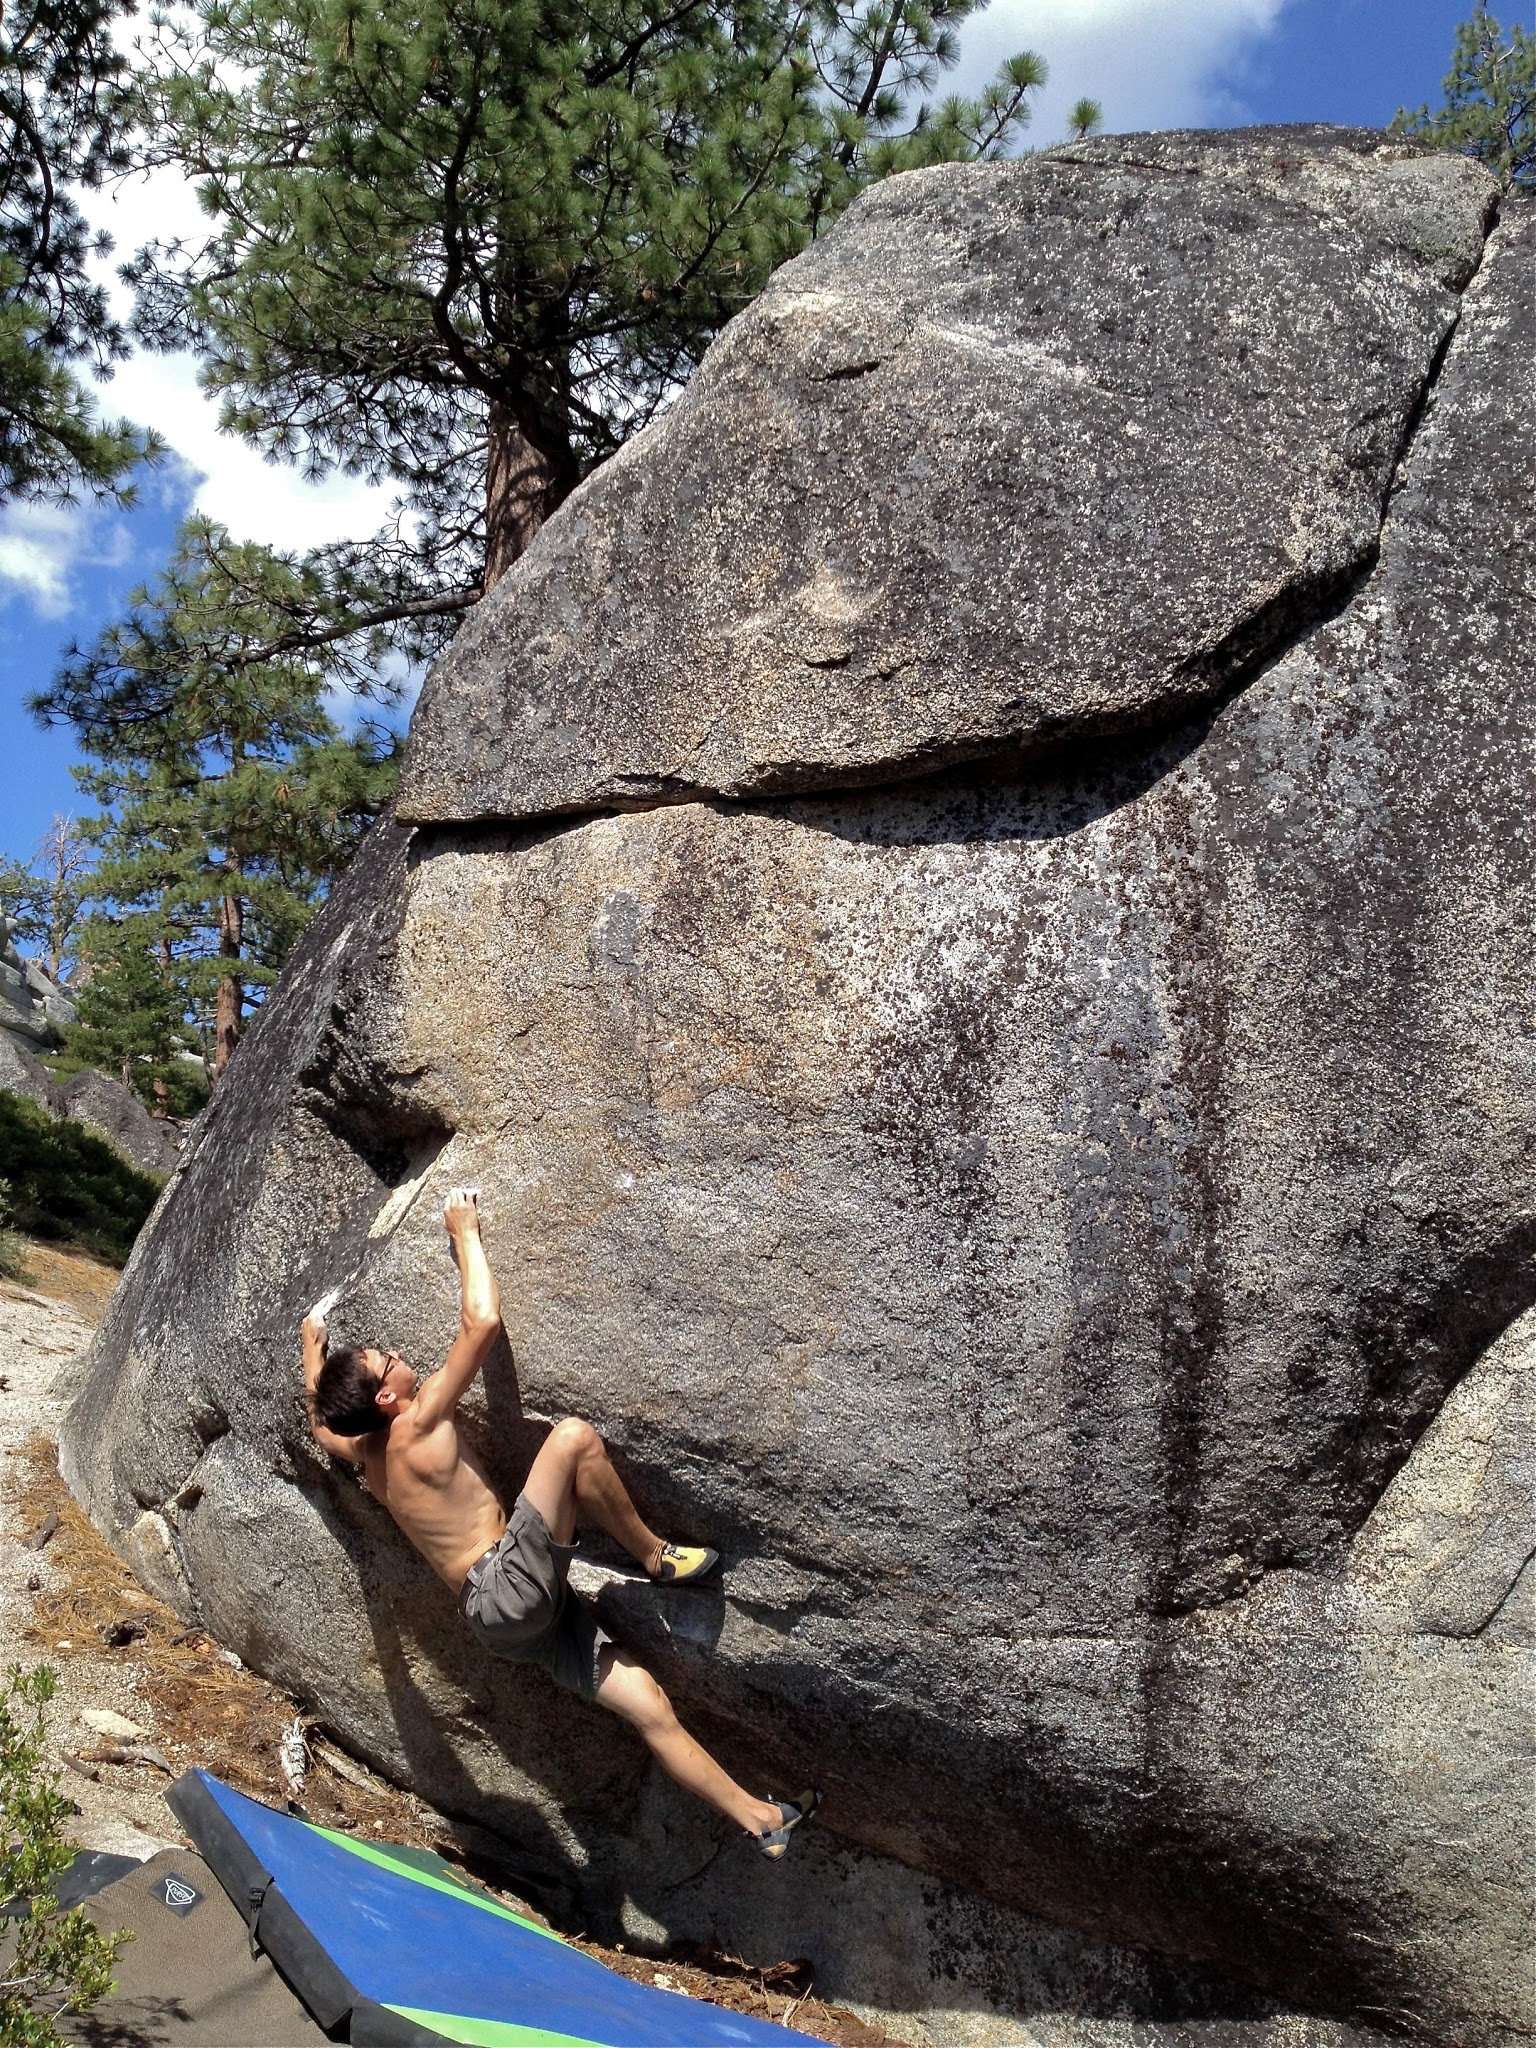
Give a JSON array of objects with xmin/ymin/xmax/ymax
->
[
  {"xmin": 384, "ymin": 2007, "xmax": 609, "ymax": 2048},
  {"xmin": 300, "ymin": 1822, "xmax": 563, "ymax": 1942}
]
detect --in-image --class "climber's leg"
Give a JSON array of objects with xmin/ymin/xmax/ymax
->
[
  {"xmin": 522, "ymin": 1416, "xmax": 662, "ymax": 1563},
  {"xmin": 521, "ymin": 1416, "xmax": 718, "ymax": 1580},
  {"xmin": 594, "ymin": 1644, "xmax": 787, "ymax": 1838}
]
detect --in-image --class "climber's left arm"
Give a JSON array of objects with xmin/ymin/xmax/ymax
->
[{"xmin": 301, "ymin": 1309, "xmax": 365, "ymax": 1465}]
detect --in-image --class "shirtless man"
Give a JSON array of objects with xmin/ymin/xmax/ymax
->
[{"xmin": 302, "ymin": 1187, "xmax": 816, "ymax": 1858}]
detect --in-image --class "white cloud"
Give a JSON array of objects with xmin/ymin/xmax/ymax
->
[
  {"xmin": 0, "ymin": 498, "xmax": 143, "ymax": 617},
  {"xmin": 0, "ymin": 504, "xmax": 77, "ymax": 615},
  {"xmin": 323, "ymin": 648, "xmax": 424, "ymax": 739},
  {"xmin": 83, "ymin": 162, "xmax": 395, "ymax": 556},
  {"xmin": 955, "ymin": 0, "xmax": 1290, "ymax": 144}
]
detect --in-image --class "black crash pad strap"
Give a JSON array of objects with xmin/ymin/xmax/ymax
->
[{"xmin": 167, "ymin": 1769, "xmax": 356, "ymax": 2033}]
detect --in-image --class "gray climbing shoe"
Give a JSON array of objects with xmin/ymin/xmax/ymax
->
[{"xmin": 755, "ymin": 1789, "xmax": 822, "ymax": 1860}]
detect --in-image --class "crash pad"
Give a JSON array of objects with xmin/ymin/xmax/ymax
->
[{"xmin": 170, "ymin": 1770, "xmax": 807, "ymax": 2047}]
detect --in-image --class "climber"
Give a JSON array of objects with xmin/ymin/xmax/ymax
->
[{"xmin": 300, "ymin": 1186, "xmax": 818, "ymax": 1859}]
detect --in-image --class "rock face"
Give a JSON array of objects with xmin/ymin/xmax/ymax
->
[
  {"xmin": 0, "ymin": 918, "xmax": 179, "ymax": 1179},
  {"xmin": 403, "ymin": 128, "xmax": 1494, "ymax": 821},
  {"xmin": 0, "ymin": 1033, "xmax": 182, "ymax": 1179},
  {"xmin": 0, "ymin": 1031, "xmax": 61, "ymax": 1115},
  {"xmin": 62, "ymin": 132, "xmax": 1533, "ymax": 2048}
]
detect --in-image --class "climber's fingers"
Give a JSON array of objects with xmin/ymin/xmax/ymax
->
[
  {"xmin": 442, "ymin": 1185, "xmax": 483, "ymax": 1230},
  {"xmin": 304, "ymin": 1285, "xmax": 342, "ymax": 1336}
]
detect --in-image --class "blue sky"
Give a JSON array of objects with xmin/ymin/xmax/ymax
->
[{"xmin": 0, "ymin": 0, "xmax": 1488, "ymax": 871}]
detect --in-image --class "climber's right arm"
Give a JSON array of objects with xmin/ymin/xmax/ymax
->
[{"xmin": 413, "ymin": 1189, "xmax": 503, "ymax": 1427}]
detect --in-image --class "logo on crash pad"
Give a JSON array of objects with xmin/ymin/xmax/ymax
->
[{"xmin": 158, "ymin": 1874, "xmax": 202, "ymax": 1915}]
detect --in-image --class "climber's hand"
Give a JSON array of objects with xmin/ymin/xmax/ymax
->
[
  {"xmin": 443, "ymin": 1186, "xmax": 482, "ymax": 1241},
  {"xmin": 303, "ymin": 1285, "xmax": 342, "ymax": 1346}
]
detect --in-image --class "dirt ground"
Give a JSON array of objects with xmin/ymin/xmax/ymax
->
[{"xmin": 0, "ymin": 1237, "xmax": 896, "ymax": 2047}]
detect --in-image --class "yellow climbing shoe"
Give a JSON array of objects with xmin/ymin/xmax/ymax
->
[{"xmin": 650, "ymin": 1542, "xmax": 720, "ymax": 1585}]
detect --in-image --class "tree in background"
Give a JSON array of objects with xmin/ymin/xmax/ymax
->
[
  {"xmin": 33, "ymin": 519, "xmax": 399, "ymax": 1078},
  {"xmin": 0, "ymin": 0, "xmax": 160, "ymax": 501},
  {"xmin": 0, "ymin": 816, "xmax": 91, "ymax": 984},
  {"xmin": 1394, "ymin": 5, "xmax": 1534, "ymax": 191},
  {"xmin": 52, "ymin": 928, "xmax": 197, "ymax": 1112},
  {"xmin": 1067, "ymin": 96, "xmax": 1102, "ymax": 140},
  {"xmin": 122, "ymin": 0, "xmax": 1062, "ymax": 678}
]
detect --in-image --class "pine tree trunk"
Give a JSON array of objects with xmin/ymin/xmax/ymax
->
[
  {"xmin": 483, "ymin": 400, "xmax": 578, "ymax": 593},
  {"xmin": 213, "ymin": 890, "xmax": 244, "ymax": 1079},
  {"xmin": 151, "ymin": 1076, "xmax": 169, "ymax": 1121}
]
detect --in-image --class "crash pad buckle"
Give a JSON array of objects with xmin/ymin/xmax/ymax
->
[{"xmin": 245, "ymin": 1877, "xmax": 271, "ymax": 1958}]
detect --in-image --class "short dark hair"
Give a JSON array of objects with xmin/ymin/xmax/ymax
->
[{"xmin": 314, "ymin": 1346, "xmax": 389, "ymax": 1436}]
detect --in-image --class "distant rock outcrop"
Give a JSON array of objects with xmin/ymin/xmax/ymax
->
[
  {"xmin": 62, "ymin": 131, "xmax": 1532, "ymax": 2048},
  {"xmin": 0, "ymin": 1031, "xmax": 61, "ymax": 1115},
  {"xmin": 0, "ymin": 917, "xmax": 75, "ymax": 1049},
  {"xmin": 0, "ymin": 920, "xmax": 184, "ymax": 1178}
]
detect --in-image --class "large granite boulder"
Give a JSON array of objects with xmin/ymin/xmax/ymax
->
[
  {"xmin": 62, "ymin": 131, "xmax": 1532, "ymax": 2048},
  {"xmin": 403, "ymin": 127, "xmax": 1494, "ymax": 820}
]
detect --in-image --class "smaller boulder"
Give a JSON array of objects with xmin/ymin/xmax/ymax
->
[{"xmin": 54, "ymin": 1071, "xmax": 180, "ymax": 1178}]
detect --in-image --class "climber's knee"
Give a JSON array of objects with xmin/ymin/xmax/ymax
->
[
  {"xmin": 549, "ymin": 1415, "xmax": 602, "ymax": 1465},
  {"xmin": 596, "ymin": 1647, "xmax": 674, "ymax": 1735}
]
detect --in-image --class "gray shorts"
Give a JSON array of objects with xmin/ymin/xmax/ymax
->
[{"xmin": 459, "ymin": 1493, "xmax": 612, "ymax": 1701}]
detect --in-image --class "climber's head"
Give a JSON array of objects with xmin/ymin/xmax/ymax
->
[{"xmin": 313, "ymin": 1345, "xmax": 413, "ymax": 1435}]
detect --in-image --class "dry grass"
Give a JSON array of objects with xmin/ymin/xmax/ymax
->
[
  {"xmin": 3, "ymin": 1237, "xmax": 122, "ymax": 1322},
  {"xmin": 13, "ymin": 1432, "xmax": 472, "ymax": 1838},
  {"xmin": 9, "ymin": 1434, "xmax": 896, "ymax": 2046}
]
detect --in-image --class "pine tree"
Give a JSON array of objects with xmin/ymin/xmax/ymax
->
[
  {"xmin": 1394, "ymin": 6, "xmax": 1534, "ymax": 191},
  {"xmin": 0, "ymin": 0, "xmax": 161, "ymax": 501},
  {"xmin": 34, "ymin": 519, "xmax": 399, "ymax": 1078},
  {"xmin": 122, "ymin": 0, "xmax": 1060, "ymax": 673},
  {"xmin": 55, "ymin": 924, "xmax": 195, "ymax": 1110},
  {"xmin": 0, "ymin": 1665, "xmax": 126, "ymax": 2046}
]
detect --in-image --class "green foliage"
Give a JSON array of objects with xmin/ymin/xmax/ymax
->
[
  {"xmin": 1067, "ymin": 97, "xmax": 1102, "ymax": 141},
  {"xmin": 0, "ymin": 1090, "xmax": 161, "ymax": 1262},
  {"xmin": 0, "ymin": 1179, "xmax": 31, "ymax": 1284},
  {"xmin": 54, "ymin": 934, "xmax": 196, "ymax": 1107},
  {"xmin": 1394, "ymin": 5, "xmax": 1534, "ymax": 191},
  {"xmin": 0, "ymin": 1665, "xmax": 127, "ymax": 2046},
  {"xmin": 33, "ymin": 517, "xmax": 398, "ymax": 1074},
  {"xmin": 122, "ymin": 0, "xmax": 1064, "ymax": 658},
  {"xmin": 49, "ymin": 1039, "xmax": 211, "ymax": 1119},
  {"xmin": 0, "ymin": 0, "xmax": 161, "ymax": 501}
]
